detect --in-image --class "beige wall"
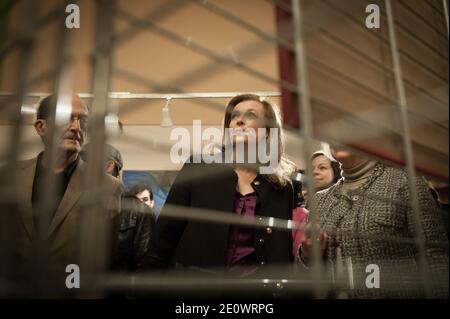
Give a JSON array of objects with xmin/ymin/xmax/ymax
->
[
  {"xmin": 0, "ymin": 124, "xmax": 319, "ymax": 171},
  {"xmin": 1, "ymin": 0, "xmax": 448, "ymax": 178}
]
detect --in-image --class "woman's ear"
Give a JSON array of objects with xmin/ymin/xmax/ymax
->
[{"xmin": 34, "ymin": 119, "xmax": 46, "ymax": 138}]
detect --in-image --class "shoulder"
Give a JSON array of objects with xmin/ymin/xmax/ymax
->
[
  {"xmin": 105, "ymin": 173, "xmax": 123, "ymax": 190},
  {"xmin": 315, "ymin": 180, "xmax": 341, "ymax": 199},
  {"xmin": 18, "ymin": 157, "xmax": 37, "ymax": 169},
  {"xmin": 78, "ymin": 158, "xmax": 124, "ymax": 194},
  {"xmin": 0, "ymin": 156, "xmax": 37, "ymax": 175},
  {"xmin": 175, "ymin": 154, "xmax": 234, "ymax": 181},
  {"xmin": 371, "ymin": 163, "xmax": 411, "ymax": 190}
]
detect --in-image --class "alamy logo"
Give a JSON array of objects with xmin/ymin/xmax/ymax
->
[
  {"xmin": 365, "ymin": 4, "xmax": 380, "ymax": 29},
  {"xmin": 365, "ymin": 264, "xmax": 380, "ymax": 288},
  {"xmin": 65, "ymin": 264, "xmax": 80, "ymax": 289},
  {"xmin": 169, "ymin": 120, "xmax": 279, "ymax": 174},
  {"xmin": 65, "ymin": 4, "xmax": 80, "ymax": 29}
]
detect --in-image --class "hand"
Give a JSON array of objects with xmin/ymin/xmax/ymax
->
[{"xmin": 300, "ymin": 223, "xmax": 328, "ymax": 264}]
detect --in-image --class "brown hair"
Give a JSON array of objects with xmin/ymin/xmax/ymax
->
[
  {"xmin": 222, "ymin": 94, "xmax": 296, "ymax": 187},
  {"xmin": 312, "ymin": 151, "xmax": 342, "ymax": 184}
]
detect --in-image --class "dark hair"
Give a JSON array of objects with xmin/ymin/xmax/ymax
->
[
  {"xmin": 312, "ymin": 151, "xmax": 342, "ymax": 184},
  {"xmin": 37, "ymin": 94, "xmax": 57, "ymax": 120},
  {"xmin": 128, "ymin": 183, "xmax": 153, "ymax": 200},
  {"xmin": 222, "ymin": 94, "xmax": 296, "ymax": 187}
]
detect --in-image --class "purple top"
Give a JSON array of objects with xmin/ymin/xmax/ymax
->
[{"xmin": 226, "ymin": 192, "xmax": 258, "ymax": 273}]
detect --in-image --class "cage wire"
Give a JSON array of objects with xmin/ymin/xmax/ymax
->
[{"xmin": 0, "ymin": 0, "xmax": 448, "ymax": 298}]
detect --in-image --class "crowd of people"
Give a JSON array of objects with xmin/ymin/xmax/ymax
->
[{"xmin": 0, "ymin": 93, "xmax": 448, "ymax": 298}]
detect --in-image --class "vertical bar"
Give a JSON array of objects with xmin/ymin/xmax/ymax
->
[
  {"xmin": 78, "ymin": 0, "xmax": 115, "ymax": 298},
  {"xmin": 0, "ymin": 0, "xmax": 38, "ymax": 297},
  {"xmin": 291, "ymin": 0, "xmax": 324, "ymax": 298},
  {"xmin": 443, "ymin": 0, "xmax": 449, "ymax": 38},
  {"xmin": 32, "ymin": 0, "xmax": 73, "ymax": 298},
  {"xmin": 385, "ymin": 0, "xmax": 432, "ymax": 298}
]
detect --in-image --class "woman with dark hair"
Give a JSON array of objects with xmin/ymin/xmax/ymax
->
[
  {"xmin": 311, "ymin": 151, "xmax": 341, "ymax": 191},
  {"xmin": 143, "ymin": 94, "xmax": 301, "ymax": 279}
]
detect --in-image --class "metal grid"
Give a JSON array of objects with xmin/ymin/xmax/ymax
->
[{"xmin": 0, "ymin": 0, "xmax": 448, "ymax": 298}]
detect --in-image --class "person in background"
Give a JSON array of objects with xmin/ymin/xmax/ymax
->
[
  {"xmin": 81, "ymin": 144, "xmax": 155, "ymax": 271},
  {"xmin": 311, "ymin": 150, "xmax": 341, "ymax": 192},
  {"xmin": 301, "ymin": 151, "xmax": 341, "ymax": 207},
  {"xmin": 427, "ymin": 179, "xmax": 449, "ymax": 240},
  {"xmin": 129, "ymin": 183, "xmax": 155, "ymax": 209},
  {"xmin": 81, "ymin": 143, "xmax": 123, "ymax": 179},
  {"xmin": 143, "ymin": 94, "xmax": 300, "ymax": 284},
  {"xmin": 299, "ymin": 147, "xmax": 449, "ymax": 298},
  {"xmin": 0, "ymin": 94, "xmax": 122, "ymax": 297}
]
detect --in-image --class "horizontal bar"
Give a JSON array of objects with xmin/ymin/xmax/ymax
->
[{"xmin": 0, "ymin": 91, "xmax": 281, "ymax": 100}]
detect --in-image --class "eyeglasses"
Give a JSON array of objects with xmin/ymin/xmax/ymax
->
[{"xmin": 69, "ymin": 115, "xmax": 88, "ymax": 129}]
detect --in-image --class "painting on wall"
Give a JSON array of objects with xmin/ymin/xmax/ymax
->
[{"xmin": 122, "ymin": 170, "xmax": 179, "ymax": 218}]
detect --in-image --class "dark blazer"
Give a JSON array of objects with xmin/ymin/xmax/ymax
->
[
  {"xmin": 0, "ymin": 156, "xmax": 123, "ymax": 296},
  {"xmin": 113, "ymin": 195, "xmax": 155, "ymax": 271},
  {"xmin": 144, "ymin": 159, "xmax": 295, "ymax": 271}
]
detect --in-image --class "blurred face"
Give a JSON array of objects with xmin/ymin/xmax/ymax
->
[
  {"xmin": 330, "ymin": 147, "xmax": 363, "ymax": 169},
  {"xmin": 61, "ymin": 95, "xmax": 88, "ymax": 154},
  {"xmin": 35, "ymin": 95, "xmax": 88, "ymax": 156},
  {"xmin": 228, "ymin": 100, "xmax": 266, "ymax": 144},
  {"xmin": 136, "ymin": 189, "xmax": 154, "ymax": 208},
  {"xmin": 312, "ymin": 155, "xmax": 334, "ymax": 190}
]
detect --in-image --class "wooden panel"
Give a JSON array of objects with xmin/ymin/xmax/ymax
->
[
  {"xmin": 280, "ymin": 0, "xmax": 449, "ymax": 179},
  {"xmin": 399, "ymin": 0, "xmax": 447, "ymax": 38}
]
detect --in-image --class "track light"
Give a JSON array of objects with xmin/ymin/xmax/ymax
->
[{"xmin": 161, "ymin": 97, "xmax": 173, "ymax": 127}]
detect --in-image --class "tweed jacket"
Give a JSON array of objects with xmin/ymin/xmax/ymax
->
[{"xmin": 312, "ymin": 162, "xmax": 448, "ymax": 298}]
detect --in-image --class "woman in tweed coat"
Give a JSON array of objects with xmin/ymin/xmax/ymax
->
[{"xmin": 300, "ymin": 148, "xmax": 448, "ymax": 298}]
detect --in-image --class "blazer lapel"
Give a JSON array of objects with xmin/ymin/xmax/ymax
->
[
  {"xmin": 47, "ymin": 159, "xmax": 85, "ymax": 237},
  {"xmin": 17, "ymin": 158, "xmax": 38, "ymax": 239}
]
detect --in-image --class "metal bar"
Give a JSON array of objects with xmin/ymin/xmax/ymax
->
[
  {"xmin": 0, "ymin": 0, "xmax": 38, "ymax": 298},
  {"xmin": 111, "ymin": 67, "xmax": 230, "ymax": 117},
  {"xmin": 0, "ymin": 91, "xmax": 281, "ymax": 99},
  {"xmin": 192, "ymin": 0, "xmax": 294, "ymax": 51},
  {"xmin": 116, "ymin": 8, "xmax": 298, "ymax": 93},
  {"xmin": 321, "ymin": 0, "xmax": 448, "ymax": 85},
  {"xmin": 78, "ymin": 0, "xmax": 115, "ymax": 298},
  {"xmin": 367, "ymin": 0, "xmax": 449, "ymax": 61},
  {"xmin": 265, "ymin": 0, "xmax": 292, "ymax": 13},
  {"xmin": 102, "ymin": 274, "xmax": 336, "ymax": 295},
  {"xmin": 324, "ymin": 0, "xmax": 448, "ymax": 64},
  {"xmin": 291, "ymin": 0, "xmax": 325, "ymax": 299},
  {"xmin": 385, "ymin": 0, "xmax": 433, "ymax": 298},
  {"xmin": 444, "ymin": 0, "xmax": 449, "ymax": 38},
  {"xmin": 316, "ymin": 28, "xmax": 448, "ymax": 106},
  {"xmin": 31, "ymin": 0, "xmax": 74, "ymax": 298},
  {"xmin": 139, "ymin": 203, "xmax": 448, "ymax": 249},
  {"xmin": 113, "ymin": 0, "xmax": 189, "ymax": 47},
  {"xmin": 399, "ymin": 0, "xmax": 448, "ymax": 39},
  {"xmin": 0, "ymin": 7, "xmax": 61, "ymax": 60},
  {"xmin": 100, "ymin": 263, "xmax": 445, "ymax": 295}
]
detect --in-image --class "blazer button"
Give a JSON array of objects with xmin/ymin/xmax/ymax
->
[
  {"xmin": 260, "ymin": 261, "xmax": 265, "ymax": 265},
  {"xmin": 259, "ymin": 238, "xmax": 265, "ymax": 245},
  {"xmin": 266, "ymin": 227, "xmax": 272, "ymax": 234},
  {"xmin": 352, "ymin": 195, "xmax": 359, "ymax": 201},
  {"xmin": 254, "ymin": 180, "xmax": 260, "ymax": 186}
]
